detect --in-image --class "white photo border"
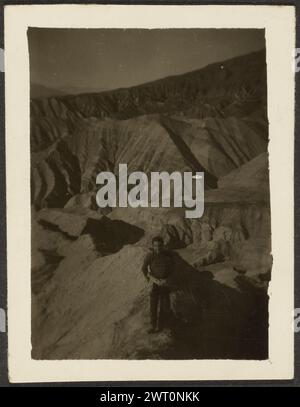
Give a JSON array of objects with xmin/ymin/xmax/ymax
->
[{"xmin": 5, "ymin": 4, "xmax": 295, "ymax": 382}]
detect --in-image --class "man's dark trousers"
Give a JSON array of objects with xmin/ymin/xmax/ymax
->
[{"xmin": 150, "ymin": 283, "xmax": 170, "ymax": 329}]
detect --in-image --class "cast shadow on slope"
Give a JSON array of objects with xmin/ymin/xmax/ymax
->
[
  {"xmin": 170, "ymin": 253, "xmax": 268, "ymax": 360},
  {"xmin": 82, "ymin": 217, "xmax": 145, "ymax": 254},
  {"xmin": 114, "ymin": 252, "xmax": 268, "ymax": 360}
]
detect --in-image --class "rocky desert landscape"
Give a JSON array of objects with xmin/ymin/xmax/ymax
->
[{"xmin": 31, "ymin": 49, "xmax": 271, "ymax": 360}]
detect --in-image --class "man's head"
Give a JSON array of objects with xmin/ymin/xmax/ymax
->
[{"xmin": 152, "ymin": 236, "xmax": 164, "ymax": 254}]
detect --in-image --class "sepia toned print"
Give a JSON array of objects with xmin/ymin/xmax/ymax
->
[{"xmin": 29, "ymin": 28, "xmax": 271, "ymax": 360}]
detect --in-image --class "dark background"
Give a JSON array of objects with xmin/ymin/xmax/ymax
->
[{"xmin": 0, "ymin": 0, "xmax": 299, "ymax": 388}]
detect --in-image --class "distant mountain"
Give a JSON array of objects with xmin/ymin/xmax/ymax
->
[
  {"xmin": 31, "ymin": 83, "xmax": 108, "ymax": 99},
  {"xmin": 30, "ymin": 83, "xmax": 66, "ymax": 99},
  {"xmin": 59, "ymin": 86, "xmax": 108, "ymax": 96}
]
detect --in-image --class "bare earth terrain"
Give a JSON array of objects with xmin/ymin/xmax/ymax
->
[{"xmin": 31, "ymin": 50, "xmax": 271, "ymax": 360}]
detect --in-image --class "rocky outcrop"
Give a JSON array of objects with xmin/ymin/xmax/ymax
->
[
  {"xmin": 144, "ymin": 154, "xmax": 271, "ymax": 276},
  {"xmin": 37, "ymin": 208, "xmax": 92, "ymax": 237}
]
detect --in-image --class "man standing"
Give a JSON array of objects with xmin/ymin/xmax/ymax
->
[{"xmin": 142, "ymin": 236, "xmax": 174, "ymax": 333}]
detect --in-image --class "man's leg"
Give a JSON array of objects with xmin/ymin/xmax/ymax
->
[
  {"xmin": 149, "ymin": 283, "xmax": 159, "ymax": 333},
  {"xmin": 158, "ymin": 287, "xmax": 170, "ymax": 331}
]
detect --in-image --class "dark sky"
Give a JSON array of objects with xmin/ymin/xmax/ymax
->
[{"xmin": 28, "ymin": 28, "xmax": 265, "ymax": 92}]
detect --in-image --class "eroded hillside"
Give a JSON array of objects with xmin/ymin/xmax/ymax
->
[{"xmin": 31, "ymin": 50, "xmax": 271, "ymax": 360}]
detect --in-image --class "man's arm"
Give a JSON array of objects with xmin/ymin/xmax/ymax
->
[{"xmin": 142, "ymin": 253, "xmax": 151, "ymax": 279}]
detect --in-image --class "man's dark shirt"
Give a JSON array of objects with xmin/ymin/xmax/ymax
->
[{"xmin": 142, "ymin": 250, "xmax": 174, "ymax": 280}]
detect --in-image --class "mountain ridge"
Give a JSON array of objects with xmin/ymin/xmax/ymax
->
[{"xmin": 30, "ymin": 49, "xmax": 267, "ymax": 122}]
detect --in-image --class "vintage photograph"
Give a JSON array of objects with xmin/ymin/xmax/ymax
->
[{"xmin": 29, "ymin": 27, "xmax": 271, "ymax": 361}]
